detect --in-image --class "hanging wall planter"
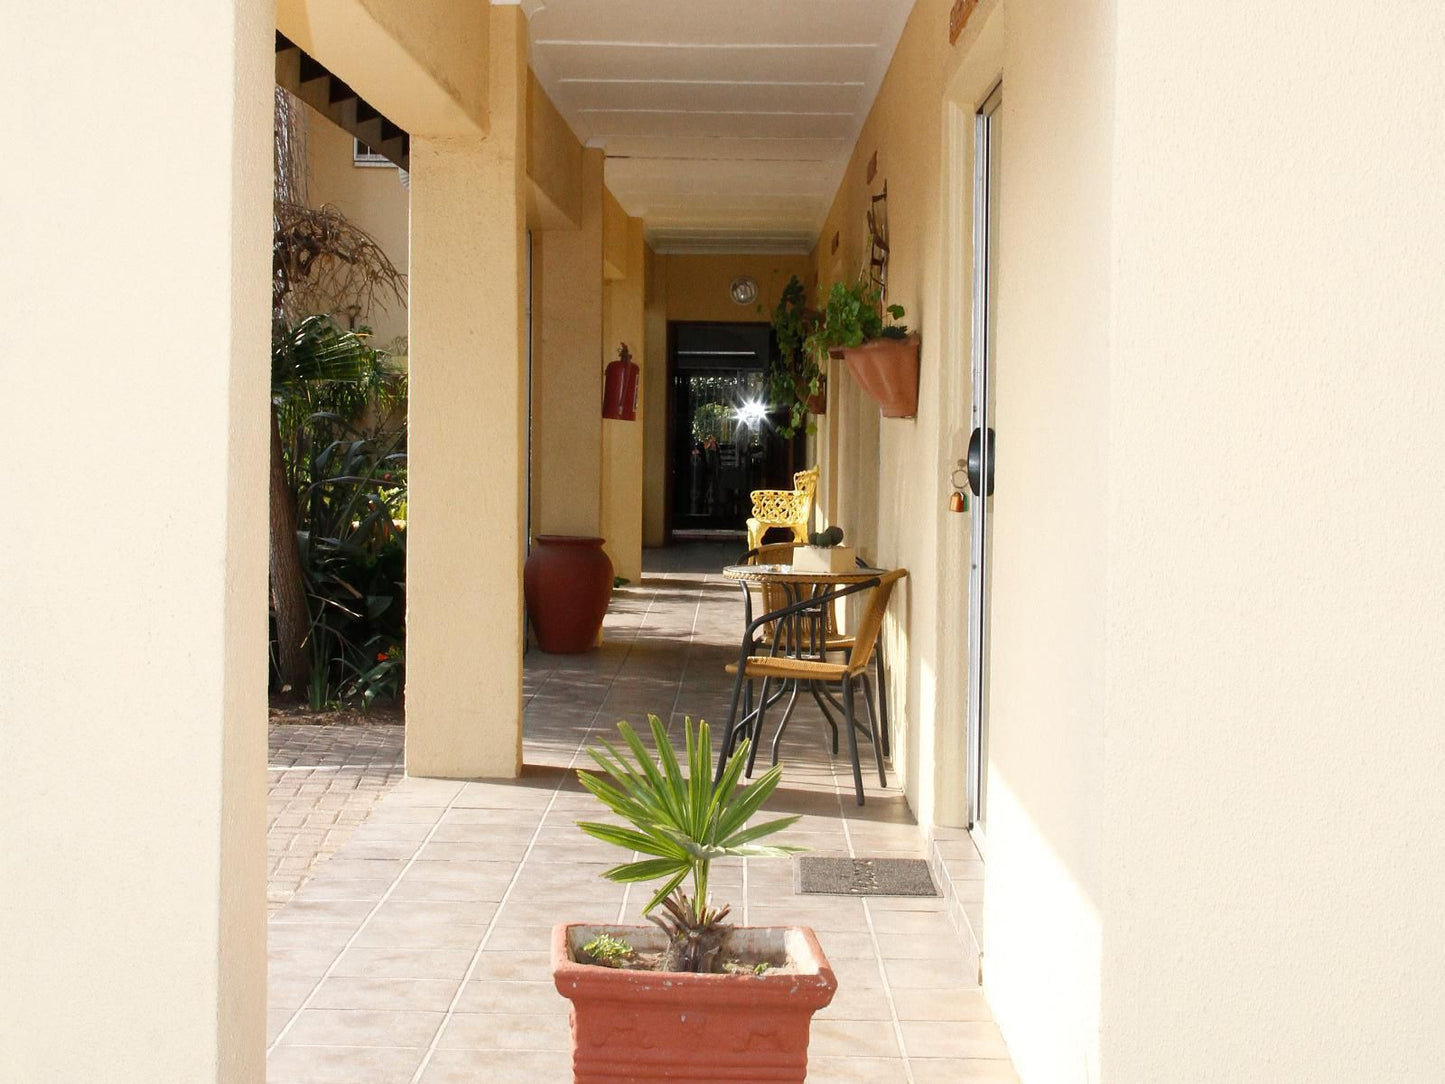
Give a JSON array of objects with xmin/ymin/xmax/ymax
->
[{"xmin": 835, "ymin": 333, "xmax": 921, "ymax": 418}]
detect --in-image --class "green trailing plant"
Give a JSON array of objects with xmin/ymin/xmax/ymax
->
[
  {"xmin": 805, "ymin": 279, "xmax": 909, "ymax": 359},
  {"xmin": 576, "ymin": 716, "xmax": 800, "ymax": 973},
  {"xmin": 767, "ymin": 275, "xmax": 823, "ymax": 438}
]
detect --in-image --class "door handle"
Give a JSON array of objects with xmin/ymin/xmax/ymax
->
[{"xmin": 966, "ymin": 427, "xmax": 995, "ymax": 497}]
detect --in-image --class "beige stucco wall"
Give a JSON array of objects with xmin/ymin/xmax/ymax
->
[
  {"xmin": 527, "ymin": 72, "xmax": 582, "ymax": 230},
  {"xmin": 304, "ymin": 104, "xmax": 411, "ymax": 348},
  {"xmin": 815, "ymin": 0, "xmax": 1445, "ymax": 1081},
  {"xmin": 531, "ymin": 148, "xmax": 606, "ymax": 539},
  {"xmin": 1099, "ymin": 3, "xmax": 1445, "ymax": 1080},
  {"xmin": 636, "ymin": 253, "xmax": 812, "ymax": 545},
  {"xmin": 278, "ymin": 0, "xmax": 488, "ymax": 136},
  {"xmin": 601, "ymin": 217, "xmax": 648, "ymax": 581},
  {"xmin": 1, "ymin": 0, "xmax": 273, "ymax": 1077},
  {"xmin": 811, "ymin": 0, "xmax": 1110, "ymax": 1078},
  {"xmin": 662, "ymin": 253, "xmax": 810, "ymax": 325},
  {"xmin": 642, "ymin": 247, "xmax": 670, "ymax": 546},
  {"xmin": 405, "ymin": 5, "xmax": 529, "ymax": 779}
]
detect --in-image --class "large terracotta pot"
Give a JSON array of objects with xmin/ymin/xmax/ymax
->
[
  {"xmin": 837, "ymin": 333, "xmax": 921, "ymax": 418},
  {"xmin": 553, "ymin": 923, "xmax": 836, "ymax": 1083},
  {"xmin": 525, "ymin": 536, "xmax": 613, "ymax": 653}
]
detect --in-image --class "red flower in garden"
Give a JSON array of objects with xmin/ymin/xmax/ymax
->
[{"xmin": 376, "ymin": 652, "xmax": 389, "ymax": 662}]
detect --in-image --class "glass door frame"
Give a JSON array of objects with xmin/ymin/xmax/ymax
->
[{"xmin": 966, "ymin": 81, "xmax": 1002, "ymax": 831}]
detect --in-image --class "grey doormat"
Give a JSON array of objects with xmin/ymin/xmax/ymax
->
[{"xmin": 796, "ymin": 857, "xmax": 939, "ymax": 897}]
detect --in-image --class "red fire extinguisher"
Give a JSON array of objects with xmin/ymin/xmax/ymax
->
[{"xmin": 602, "ymin": 342, "xmax": 639, "ymax": 421}]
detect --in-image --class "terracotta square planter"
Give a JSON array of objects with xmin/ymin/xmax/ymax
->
[{"xmin": 552, "ymin": 923, "xmax": 836, "ymax": 1083}]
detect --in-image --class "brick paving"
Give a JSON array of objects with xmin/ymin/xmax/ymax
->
[{"xmin": 268, "ymin": 724, "xmax": 406, "ymax": 911}]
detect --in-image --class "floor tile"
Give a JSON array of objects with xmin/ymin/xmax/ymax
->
[{"xmin": 267, "ymin": 552, "xmax": 1017, "ymax": 1083}]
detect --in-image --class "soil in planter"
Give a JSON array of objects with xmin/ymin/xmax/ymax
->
[{"xmin": 578, "ymin": 928, "xmax": 792, "ymax": 976}]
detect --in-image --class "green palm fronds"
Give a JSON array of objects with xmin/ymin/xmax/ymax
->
[{"xmin": 576, "ymin": 716, "xmax": 799, "ymax": 930}]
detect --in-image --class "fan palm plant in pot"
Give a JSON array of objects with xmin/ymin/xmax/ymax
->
[
  {"xmin": 809, "ymin": 278, "xmax": 921, "ymax": 418},
  {"xmin": 552, "ymin": 715, "xmax": 836, "ymax": 1083}
]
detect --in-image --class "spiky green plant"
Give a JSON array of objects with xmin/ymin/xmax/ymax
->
[{"xmin": 576, "ymin": 716, "xmax": 800, "ymax": 972}]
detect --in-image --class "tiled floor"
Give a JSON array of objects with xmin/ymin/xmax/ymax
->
[
  {"xmin": 268, "ymin": 723, "xmax": 406, "ymax": 910},
  {"xmin": 266, "ymin": 546, "xmax": 1017, "ymax": 1083}
]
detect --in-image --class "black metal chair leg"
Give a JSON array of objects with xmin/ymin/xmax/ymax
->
[
  {"xmin": 874, "ymin": 637, "xmax": 891, "ymax": 759},
  {"xmin": 859, "ymin": 674, "xmax": 887, "ymax": 788},
  {"xmin": 716, "ymin": 663, "xmax": 747, "ymax": 787},
  {"xmin": 745, "ymin": 676, "xmax": 771, "ymax": 778},
  {"xmin": 807, "ymin": 682, "xmax": 840, "ymax": 753},
  {"xmin": 842, "ymin": 677, "xmax": 866, "ymax": 806},
  {"xmin": 768, "ymin": 681, "xmax": 802, "ymax": 766}
]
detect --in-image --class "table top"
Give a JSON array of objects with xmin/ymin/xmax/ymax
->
[{"xmin": 721, "ymin": 563, "xmax": 887, "ymax": 586}]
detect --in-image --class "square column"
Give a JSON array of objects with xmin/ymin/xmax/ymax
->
[
  {"xmin": 404, "ymin": 7, "xmax": 528, "ymax": 778},
  {"xmin": 532, "ymin": 148, "xmax": 606, "ymax": 537},
  {"xmin": 0, "ymin": 0, "xmax": 272, "ymax": 1078},
  {"xmin": 601, "ymin": 216, "xmax": 648, "ymax": 582}
]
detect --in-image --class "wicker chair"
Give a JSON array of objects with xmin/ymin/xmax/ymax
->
[
  {"xmin": 719, "ymin": 568, "xmax": 907, "ymax": 806},
  {"xmin": 745, "ymin": 467, "xmax": 819, "ymax": 550}
]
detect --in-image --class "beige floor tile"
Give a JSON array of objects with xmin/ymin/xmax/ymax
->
[
  {"xmin": 891, "ymin": 987, "xmax": 994, "ymax": 1022},
  {"xmin": 279, "ymin": 1008, "xmax": 444, "ymax": 1048},
  {"xmin": 810, "ymin": 1018, "xmax": 902, "ymax": 1059},
  {"xmin": 332, "ymin": 946, "xmax": 476, "ymax": 980},
  {"xmin": 911, "ymin": 1056, "xmax": 1022, "ymax": 1083},
  {"xmin": 436, "ymin": 1011, "xmax": 572, "ymax": 1051},
  {"xmin": 267, "ymin": 1043, "xmax": 426, "ymax": 1083},
  {"xmin": 417, "ymin": 1048, "xmax": 572, "ymax": 1083},
  {"xmin": 901, "ymin": 1020, "xmax": 1010, "ymax": 1059},
  {"xmin": 805, "ymin": 1055, "xmax": 911, "ymax": 1083},
  {"xmin": 355, "ymin": 921, "xmax": 489, "ymax": 951},
  {"xmin": 266, "ymin": 561, "xmax": 1019, "ymax": 1084},
  {"xmin": 309, "ymin": 977, "xmax": 462, "ymax": 1012},
  {"xmin": 455, "ymin": 980, "xmax": 570, "ymax": 1016},
  {"xmin": 469, "ymin": 950, "xmax": 550, "ymax": 982}
]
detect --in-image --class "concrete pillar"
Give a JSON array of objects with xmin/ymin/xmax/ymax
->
[
  {"xmin": 601, "ymin": 216, "xmax": 648, "ymax": 582},
  {"xmin": 0, "ymin": 0, "xmax": 271, "ymax": 1078},
  {"xmin": 642, "ymin": 250, "xmax": 671, "ymax": 546},
  {"xmin": 532, "ymin": 148, "xmax": 606, "ymax": 537},
  {"xmin": 405, "ymin": 6, "xmax": 528, "ymax": 778}
]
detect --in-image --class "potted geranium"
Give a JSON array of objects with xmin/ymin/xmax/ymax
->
[
  {"xmin": 809, "ymin": 278, "xmax": 920, "ymax": 418},
  {"xmin": 767, "ymin": 274, "xmax": 824, "ymax": 437},
  {"xmin": 551, "ymin": 715, "xmax": 836, "ymax": 1083}
]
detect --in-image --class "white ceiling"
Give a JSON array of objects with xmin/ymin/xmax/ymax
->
[{"xmin": 522, "ymin": 0, "xmax": 916, "ymax": 254}]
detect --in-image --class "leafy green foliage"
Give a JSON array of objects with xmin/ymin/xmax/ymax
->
[
  {"xmin": 581, "ymin": 932, "xmax": 636, "ymax": 967},
  {"xmin": 576, "ymin": 716, "xmax": 800, "ymax": 971},
  {"xmin": 767, "ymin": 275, "xmax": 822, "ymax": 438},
  {"xmin": 269, "ymin": 314, "xmax": 409, "ymax": 709},
  {"xmin": 806, "ymin": 280, "xmax": 910, "ymax": 356}
]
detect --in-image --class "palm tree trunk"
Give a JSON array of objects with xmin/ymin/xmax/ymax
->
[{"xmin": 270, "ymin": 406, "xmax": 311, "ymax": 694}]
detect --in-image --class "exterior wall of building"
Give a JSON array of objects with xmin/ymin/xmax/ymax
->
[
  {"xmin": 403, "ymin": 4, "xmax": 528, "ymax": 779},
  {"xmin": 2, "ymin": 0, "xmax": 273, "ymax": 1077},
  {"xmin": 602, "ymin": 216, "xmax": 648, "ymax": 582},
  {"xmin": 278, "ymin": 0, "xmax": 489, "ymax": 136},
  {"xmin": 811, "ymin": 0, "xmax": 1112, "ymax": 1078},
  {"xmin": 638, "ymin": 253, "xmax": 813, "ymax": 545},
  {"xmin": 303, "ymin": 105, "xmax": 411, "ymax": 349},
  {"xmin": 814, "ymin": 0, "xmax": 1445, "ymax": 1081},
  {"xmin": 1099, "ymin": 3, "xmax": 1445, "ymax": 1080},
  {"xmin": 531, "ymin": 147, "xmax": 606, "ymax": 539}
]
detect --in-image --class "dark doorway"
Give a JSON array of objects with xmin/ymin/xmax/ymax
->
[{"xmin": 668, "ymin": 322, "xmax": 795, "ymax": 537}]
